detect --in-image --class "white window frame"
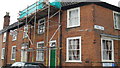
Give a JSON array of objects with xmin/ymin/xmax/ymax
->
[
  {"xmin": 36, "ymin": 41, "xmax": 44, "ymax": 61},
  {"xmin": 101, "ymin": 37, "xmax": 114, "ymax": 62},
  {"xmin": 67, "ymin": 7, "xmax": 80, "ymax": 28},
  {"xmin": 113, "ymin": 11, "xmax": 120, "ymax": 30},
  {"xmin": 11, "ymin": 46, "xmax": 16, "ymax": 60},
  {"xmin": 12, "ymin": 30, "xmax": 17, "ymax": 41},
  {"xmin": 23, "ymin": 25, "xmax": 28, "ymax": 38},
  {"xmin": 1, "ymin": 48, "xmax": 5, "ymax": 59},
  {"xmin": 66, "ymin": 36, "xmax": 82, "ymax": 62},
  {"xmin": 38, "ymin": 18, "xmax": 45, "ymax": 34},
  {"xmin": 3, "ymin": 32, "xmax": 7, "ymax": 42}
]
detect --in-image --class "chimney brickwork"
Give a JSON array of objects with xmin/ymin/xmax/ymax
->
[{"xmin": 3, "ymin": 12, "xmax": 10, "ymax": 28}]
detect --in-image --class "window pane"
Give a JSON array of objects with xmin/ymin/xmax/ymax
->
[
  {"xmin": 103, "ymin": 50, "xmax": 108, "ymax": 60},
  {"xmin": 109, "ymin": 51, "xmax": 112, "ymax": 60},
  {"xmin": 69, "ymin": 50, "xmax": 80, "ymax": 60}
]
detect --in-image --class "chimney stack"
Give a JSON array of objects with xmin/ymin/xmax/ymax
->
[{"xmin": 3, "ymin": 12, "xmax": 10, "ymax": 28}]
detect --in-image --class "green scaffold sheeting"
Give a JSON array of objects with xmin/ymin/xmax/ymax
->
[{"xmin": 19, "ymin": 0, "xmax": 61, "ymax": 19}]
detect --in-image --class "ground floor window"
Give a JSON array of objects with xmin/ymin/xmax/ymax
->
[
  {"xmin": 101, "ymin": 37, "xmax": 114, "ymax": 62},
  {"xmin": 21, "ymin": 45, "xmax": 27, "ymax": 62},
  {"xmin": 11, "ymin": 46, "xmax": 16, "ymax": 60},
  {"xmin": 36, "ymin": 41, "xmax": 44, "ymax": 61},
  {"xmin": 66, "ymin": 36, "xmax": 81, "ymax": 62},
  {"xmin": 1, "ymin": 48, "xmax": 5, "ymax": 59}
]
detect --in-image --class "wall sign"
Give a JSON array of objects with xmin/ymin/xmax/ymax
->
[
  {"xmin": 94, "ymin": 25, "xmax": 104, "ymax": 30},
  {"xmin": 103, "ymin": 63, "xmax": 116, "ymax": 67}
]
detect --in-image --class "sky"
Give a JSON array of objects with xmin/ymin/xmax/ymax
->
[{"xmin": 0, "ymin": 0, "xmax": 119, "ymax": 30}]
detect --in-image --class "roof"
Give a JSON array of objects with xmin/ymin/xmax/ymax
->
[
  {"xmin": 0, "ymin": 1, "xmax": 120, "ymax": 34},
  {"xmin": 0, "ymin": 22, "xmax": 25, "ymax": 34},
  {"xmin": 61, "ymin": 2, "xmax": 120, "ymax": 12}
]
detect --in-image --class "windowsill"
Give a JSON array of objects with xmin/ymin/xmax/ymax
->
[
  {"xmin": 114, "ymin": 28, "xmax": 120, "ymax": 30},
  {"xmin": 102, "ymin": 60, "xmax": 115, "ymax": 63},
  {"xmin": 38, "ymin": 33, "xmax": 45, "ymax": 35},
  {"xmin": 12, "ymin": 40, "xmax": 16, "ymax": 42},
  {"xmin": 23, "ymin": 37, "xmax": 28, "ymax": 39},
  {"xmin": 36, "ymin": 60, "xmax": 44, "ymax": 62},
  {"xmin": 67, "ymin": 25, "xmax": 80, "ymax": 28},
  {"xmin": 65, "ymin": 60, "xmax": 82, "ymax": 63},
  {"xmin": 11, "ymin": 59, "xmax": 15, "ymax": 61}
]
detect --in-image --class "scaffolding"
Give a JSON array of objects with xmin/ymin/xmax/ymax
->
[{"xmin": 17, "ymin": 0, "xmax": 62, "ymax": 67}]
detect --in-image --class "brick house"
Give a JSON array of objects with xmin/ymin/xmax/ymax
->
[{"xmin": 0, "ymin": 1, "xmax": 120, "ymax": 67}]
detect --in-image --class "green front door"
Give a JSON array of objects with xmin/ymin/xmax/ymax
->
[
  {"xmin": 50, "ymin": 40, "xmax": 56, "ymax": 68},
  {"xmin": 50, "ymin": 49, "xmax": 56, "ymax": 68}
]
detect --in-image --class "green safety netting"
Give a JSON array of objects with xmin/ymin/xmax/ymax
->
[{"xmin": 19, "ymin": 0, "xmax": 61, "ymax": 19}]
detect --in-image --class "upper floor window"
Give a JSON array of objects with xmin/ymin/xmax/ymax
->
[
  {"xmin": 114, "ymin": 12, "xmax": 120, "ymax": 29},
  {"xmin": 101, "ymin": 38, "xmax": 114, "ymax": 62},
  {"xmin": 11, "ymin": 46, "xmax": 16, "ymax": 60},
  {"xmin": 66, "ymin": 36, "xmax": 81, "ymax": 62},
  {"xmin": 1, "ymin": 48, "xmax": 5, "ymax": 59},
  {"xmin": 12, "ymin": 30, "xmax": 17, "ymax": 41},
  {"xmin": 67, "ymin": 7, "xmax": 80, "ymax": 28},
  {"xmin": 38, "ymin": 18, "xmax": 45, "ymax": 34},
  {"xmin": 23, "ymin": 25, "xmax": 28, "ymax": 38},
  {"xmin": 36, "ymin": 41, "xmax": 44, "ymax": 61},
  {"xmin": 3, "ymin": 32, "xmax": 7, "ymax": 42}
]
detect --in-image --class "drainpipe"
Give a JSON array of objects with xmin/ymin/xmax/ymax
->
[{"xmin": 59, "ymin": 10, "xmax": 62, "ymax": 68}]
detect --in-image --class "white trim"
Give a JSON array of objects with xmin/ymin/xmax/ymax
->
[
  {"xmin": 65, "ymin": 61, "xmax": 82, "ymax": 63},
  {"xmin": 66, "ymin": 36, "xmax": 82, "ymax": 62},
  {"xmin": 67, "ymin": 7, "xmax": 80, "ymax": 28},
  {"xmin": 11, "ymin": 46, "xmax": 16, "ymax": 60},
  {"xmin": 36, "ymin": 41, "xmax": 44, "ymax": 61},
  {"xmin": 101, "ymin": 37, "xmax": 114, "ymax": 62},
  {"xmin": 49, "ymin": 40, "xmax": 56, "ymax": 67},
  {"xmin": 1, "ymin": 48, "xmax": 5, "ymax": 59}
]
